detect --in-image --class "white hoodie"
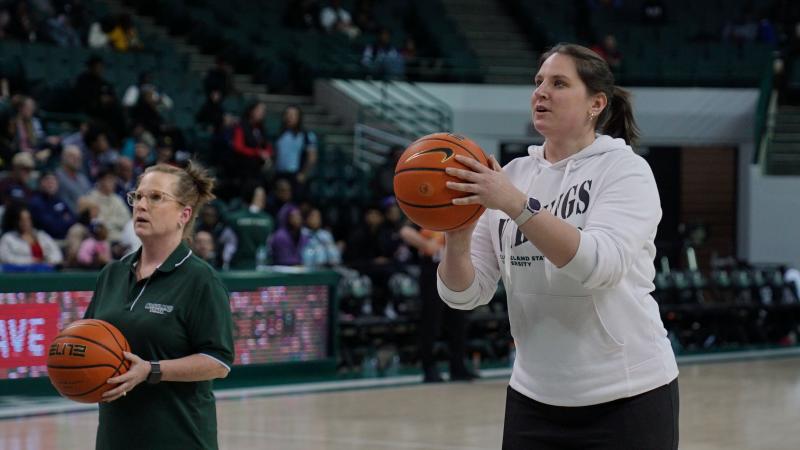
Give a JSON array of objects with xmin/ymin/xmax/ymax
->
[{"xmin": 438, "ymin": 135, "xmax": 678, "ymax": 407}]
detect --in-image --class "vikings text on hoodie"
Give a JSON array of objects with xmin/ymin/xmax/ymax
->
[{"xmin": 437, "ymin": 135, "xmax": 678, "ymax": 407}]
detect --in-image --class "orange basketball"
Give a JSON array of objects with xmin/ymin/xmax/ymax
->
[
  {"xmin": 46, "ymin": 319, "xmax": 130, "ymax": 403},
  {"xmin": 393, "ymin": 132, "xmax": 490, "ymax": 231}
]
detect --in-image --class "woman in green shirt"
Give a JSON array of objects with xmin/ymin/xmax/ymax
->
[{"xmin": 84, "ymin": 161, "xmax": 235, "ymax": 450}]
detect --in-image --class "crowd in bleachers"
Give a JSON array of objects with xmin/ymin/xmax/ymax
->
[{"xmin": 0, "ymin": 0, "xmax": 419, "ymax": 285}]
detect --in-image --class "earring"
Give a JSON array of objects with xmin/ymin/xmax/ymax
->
[{"xmin": 589, "ymin": 112, "xmax": 596, "ymax": 119}]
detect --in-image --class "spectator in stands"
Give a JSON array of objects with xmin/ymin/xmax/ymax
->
[
  {"xmin": 61, "ymin": 121, "xmax": 91, "ymax": 157},
  {"xmin": 228, "ymin": 185, "xmax": 274, "ymax": 270},
  {"xmin": 55, "ymin": 144, "xmax": 92, "ymax": 213},
  {"xmin": 641, "ymin": 0, "xmax": 666, "ymax": 25},
  {"xmin": 401, "ymin": 37, "xmax": 427, "ymax": 81},
  {"xmin": 76, "ymin": 219, "xmax": 111, "ymax": 269},
  {"xmin": 591, "ymin": 34, "xmax": 622, "ymax": 71},
  {"xmin": 757, "ymin": 17, "xmax": 778, "ymax": 45},
  {"xmin": 204, "ymin": 56, "xmax": 234, "ymax": 98},
  {"xmin": 87, "ymin": 16, "xmax": 114, "ymax": 49},
  {"xmin": 74, "ymin": 56, "xmax": 126, "ymax": 139},
  {"xmin": 86, "ymin": 167, "xmax": 131, "ymax": 243},
  {"xmin": 84, "ymin": 128, "xmax": 118, "ymax": 181},
  {"xmin": 362, "ymin": 28, "xmax": 405, "ymax": 80},
  {"xmin": 784, "ymin": 265, "xmax": 800, "ymax": 301},
  {"xmin": 121, "ymin": 124, "xmax": 156, "ymax": 166},
  {"xmin": 274, "ymin": 105, "xmax": 318, "ymax": 199},
  {"xmin": 0, "ymin": 113, "xmax": 17, "ymax": 170},
  {"xmin": 284, "ymin": 0, "xmax": 320, "ymax": 30},
  {"xmin": 63, "ymin": 195, "xmax": 100, "ymax": 267},
  {"xmin": 230, "ymin": 101, "xmax": 273, "ymax": 187},
  {"xmin": 372, "ymin": 145, "xmax": 404, "ymax": 201},
  {"xmin": 344, "ymin": 205, "xmax": 396, "ymax": 316},
  {"xmin": 354, "ymin": 0, "xmax": 378, "ymax": 34},
  {"xmin": 0, "ymin": 151, "xmax": 35, "ymax": 206},
  {"xmin": 108, "ymin": 13, "xmax": 143, "ymax": 52},
  {"xmin": 301, "ymin": 206, "xmax": 341, "ymax": 267},
  {"xmin": 154, "ymin": 135, "xmax": 176, "ymax": 165},
  {"xmin": 123, "ymin": 71, "xmax": 173, "ymax": 110},
  {"xmin": 192, "ymin": 230, "xmax": 218, "ymax": 268},
  {"xmin": 266, "ymin": 177, "xmax": 293, "ymax": 218},
  {"xmin": 0, "ymin": 6, "xmax": 9, "ymax": 39},
  {"xmin": 7, "ymin": 1, "xmax": 36, "ymax": 42},
  {"xmin": 195, "ymin": 90, "xmax": 226, "ymax": 133},
  {"xmin": 382, "ymin": 196, "xmax": 412, "ymax": 264},
  {"xmin": 130, "ymin": 140, "xmax": 155, "ymax": 177},
  {"xmin": 28, "ymin": 172, "xmax": 76, "ymax": 240},
  {"xmin": 195, "ymin": 203, "xmax": 237, "ymax": 270},
  {"xmin": 723, "ymin": 13, "xmax": 759, "ymax": 44},
  {"xmin": 270, "ymin": 203, "xmax": 308, "ymax": 266},
  {"xmin": 130, "ymin": 85, "xmax": 166, "ymax": 137},
  {"xmin": 115, "ymin": 156, "xmax": 136, "ymax": 202},
  {"xmin": 44, "ymin": 8, "xmax": 82, "ymax": 47},
  {"xmin": 0, "ymin": 203, "xmax": 63, "ymax": 266},
  {"xmin": 14, "ymin": 95, "xmax": 59, "ymax": 163},
  {"xmin": 320, "ymin": 0, "xmax": 359, "ymax": 39}
]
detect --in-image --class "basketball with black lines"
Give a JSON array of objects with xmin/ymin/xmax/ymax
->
[
  {"xmin": 46, "ymin": 319, "xmax": 131, "ymax": 403},
  {"xmin": 394, "ymin": 132, "xmax": 490, "ymax": 231}
]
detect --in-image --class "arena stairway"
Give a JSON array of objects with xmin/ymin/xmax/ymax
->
[
  {"xmin": 98, "ymin": 0, "xmax": 356, "ymax": 158},
  {"xmin": 438, "ymin": 0, "xmax": 539, "ymax": 84},
  {"xmin": 765, "ymin": 106, "xmax": 800, "ymax": 176}
]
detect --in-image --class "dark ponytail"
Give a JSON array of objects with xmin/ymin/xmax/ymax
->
[
  {"xmin": 539, "ymin": 43, "xmax": 641, "ymax": 146},
  {"xmin": 603, "ymin": 86, "xmax": 640, "ymax": 146}
]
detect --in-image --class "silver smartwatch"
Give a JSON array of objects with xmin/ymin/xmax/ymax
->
[{"xmin": 513, "ymin": 197, "xmax": 542, "ymax": 226}]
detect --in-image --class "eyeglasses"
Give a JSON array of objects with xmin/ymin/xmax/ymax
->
[{"xmin": 126, "ymin": 190, "xmax": 185, "ymax": 207}]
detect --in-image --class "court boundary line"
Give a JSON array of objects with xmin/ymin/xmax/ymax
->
[{"xmin": 3, "ymin": 347, "xmax": 800, "ymax": 420}]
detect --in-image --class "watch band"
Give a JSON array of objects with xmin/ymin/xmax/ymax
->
[
  {"xmin": 147, "ymin": 360, "xmax": 162, "ymax": 384},
  {"xmin": 513, "ymin": 197, "xmax": 541, "ymax": 227}
]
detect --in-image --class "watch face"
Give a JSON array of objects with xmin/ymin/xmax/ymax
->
[{"xmin": 527, "ymin": 198, "xmax": 541, "ymax": 212}]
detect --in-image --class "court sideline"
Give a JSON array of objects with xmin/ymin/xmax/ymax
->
[{"xmin": 1, "ymin": 357, "xmax": 799, "ymax": 450}]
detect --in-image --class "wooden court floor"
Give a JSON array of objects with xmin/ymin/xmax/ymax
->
[{"xmin": 1, "ymin": 357, "xmax": 799, "ymax": 449}]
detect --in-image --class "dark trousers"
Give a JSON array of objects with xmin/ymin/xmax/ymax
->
[
  {"xmin": 418, "ymin": 259, "xmax": 467, "ymax": 372},
  {"xmin": 502, "ymin": 379, "xmax": 679, "ymax": 450}
]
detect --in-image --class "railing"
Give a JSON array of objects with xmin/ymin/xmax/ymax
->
[
  {"xmin": 350, "ymin": 80, "xmax": 453, "ymax": 171},
  {"xmin": 353, "ymin": 124, "xmax": 412, "ymax": 172},
  {"xmin": 754, "ymin": 63, "xmax": 775, "ymax": 164},
  {"xmin": 756, "ymin": 90, "xmax": 778, "ymax": 170},
  {"xmin": 355, "ymin": 80, "xmax": 452, "ymax": 138}
]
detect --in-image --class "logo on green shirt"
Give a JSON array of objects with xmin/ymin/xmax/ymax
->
[{"xmin": 144, "ymin": 303, "xmax": 174, "ymax": 315}]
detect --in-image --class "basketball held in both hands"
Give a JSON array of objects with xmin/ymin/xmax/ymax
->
[
  {"xmin": 393, "ymin": 132, "xmax": 490, "ymax": 231},
  {"xmin": 46, "ymin": 319, "xmax": 131, "ymax": 403}
]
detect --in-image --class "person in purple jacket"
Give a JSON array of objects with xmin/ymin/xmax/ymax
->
[{"xmin": 269, "ymin": 203, "xmax": 309, "ymax": 266}]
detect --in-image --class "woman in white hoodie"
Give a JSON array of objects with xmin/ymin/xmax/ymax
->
[{"xmin": 438, "ymin": 43, "xmax": 679, "ymax": 449}]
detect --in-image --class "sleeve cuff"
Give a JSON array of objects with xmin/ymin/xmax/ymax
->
[
  {"xmin": 436, "ymin": 270, "xmax": 481, "ymax": 305},
  {"xmin": 199, "ymin": 353, "xmax": 232, "ymax": 372},
  {"xmin": 555, "ymin": 231, "xmax": 597, "ymax": 284}
]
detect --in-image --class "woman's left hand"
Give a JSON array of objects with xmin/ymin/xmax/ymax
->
[
  {"xmin": 446, "ymin": 155, "xmax": 527, "ymax": 216},
  {"xmin": 102, "ymin": 352, "xmax": 150, "ymax": 402}
]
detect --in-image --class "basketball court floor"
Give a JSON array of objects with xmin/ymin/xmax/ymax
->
[{"xmin": 1, "ymin": 356, "xmax": 798, "ymax": 449}]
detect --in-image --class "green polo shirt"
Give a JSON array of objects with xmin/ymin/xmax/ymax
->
[
  {"xmin": 228, "ymin": 207, "xmax": 274, "ymax": 270},
  {"xmin": 84, "ymin": 241, "xmax": 234, "ymax": 450}
]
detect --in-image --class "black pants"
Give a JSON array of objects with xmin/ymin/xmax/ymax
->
[
  {"xmin": 418, "ymin": 259, "xmax": 467, "ymax": 372},
  {"xmin": 502, "ymin": 379, "xmax": 679, "ymax": 450}
]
